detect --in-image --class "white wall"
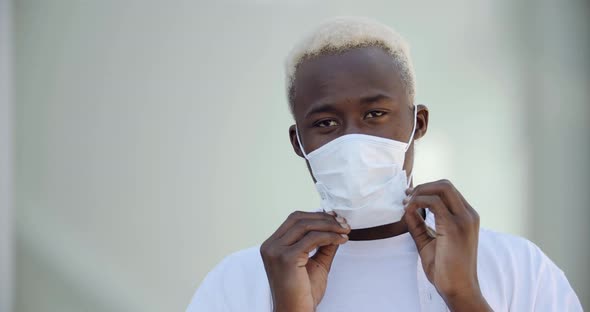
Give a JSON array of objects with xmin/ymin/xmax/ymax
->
[
  {"xmin": 524, "ymin": 2, "xmax": 590, "ymax": 309},
  {"xmin": 0, "ymin": 0, "xmax": 14, "ymax": 311},
  {"xmin": 12, "ymin": 0, "xmax": 588, "ymax": 311}
]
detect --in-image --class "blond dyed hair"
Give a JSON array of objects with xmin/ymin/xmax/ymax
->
[{"xmin": 285, "ymin": 16, "xmax": 416, "ymax": 115}]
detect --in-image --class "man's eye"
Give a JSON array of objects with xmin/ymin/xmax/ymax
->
[
  {"xmin": 365, "ymin": 111, "xmax": 386, "ymax": 119},
  {"xmin": 314, "ymin": 119, "xmax": 339, "ymax": 128}
]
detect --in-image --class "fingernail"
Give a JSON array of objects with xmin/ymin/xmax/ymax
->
[
  {"xmin": 336, "ymin": 216, "xmax": 345, "ymax": 223},
  {"xmin": 326, "ymin": 211, "xmax": 336, "ymax": 216},
  {"xmin": 339, "ymin": 222, "xmax": 350, "ymax": 229},
  {"xmin": 341, "ymin": 234, "xmax": 349, "ymax": 239},
  {"xmin": 406, "ymin": 187, "xmax": 414, "ymax": 194}
]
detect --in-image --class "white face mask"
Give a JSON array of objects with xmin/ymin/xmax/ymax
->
[{"xmin": 296, "ymin": 105, "xmax": 417, "ymax": 229}]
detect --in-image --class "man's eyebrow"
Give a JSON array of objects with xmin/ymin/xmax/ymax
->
[
  {"xmin": 304, "ymin": 93, "xmax": 394, "ymax": 119},
  {"xmin": 304, "ymin": 102, "xmax": 338, "ymax": 119},
  {"xmin": 359, "ymin": 93, "xmax": 393, "ymax": 105}
]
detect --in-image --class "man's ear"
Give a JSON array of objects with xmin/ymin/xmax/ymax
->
[
  {"xmin": 414, "ymin": 104, "xmax": 429, "ymax": 140},
  {"xmin": 289, "ymin": 124, "xmax": 305, "ymax": 158}
]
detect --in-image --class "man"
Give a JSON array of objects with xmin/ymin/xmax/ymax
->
[{"xmin": 187, "ymin": 16, "xmax": 582, "ymax": 311}]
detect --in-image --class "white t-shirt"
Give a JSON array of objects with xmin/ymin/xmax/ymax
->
[{"xmin": 187, "ymin": 212, "xmax": 582, "ymax": 311}]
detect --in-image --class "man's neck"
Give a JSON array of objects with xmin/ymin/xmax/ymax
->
[{"xmin": 347, "ymin": 208, "xmax": 425, "ymax": 241}]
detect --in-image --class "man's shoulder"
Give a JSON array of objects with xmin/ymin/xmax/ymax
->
[
  {"xmin": 478, "ymin": 228, "xmax": 547, "ymax": 263},
  {"xmin": 476, "ymin": 229, "xmax": 582, "ymax": 310},
  {"xmin": 479, "ymin": 228, "xmax": 534, "ymax": 251},
  {"xmin": 476, "ymin": 227, "xmax": 566, "ymax": 287},
  {"xmin": 223, "ymin": 245, "xmax": 263, "ymax": 263},
  {"xmin": 227, "ymin": 245, "xmax": 264, "ymax": 266},
  {"xmin": 211, "ymin": 245, "xmax": 266, "ymax": 279},
  {"xmin": 187, "ymin": 245, "xmax": 270, "ymax": 311}
]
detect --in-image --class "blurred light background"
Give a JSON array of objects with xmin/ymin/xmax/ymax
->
[{"xmin": 0, "ymin": 0, "xmax": 589, "ymax": 311}]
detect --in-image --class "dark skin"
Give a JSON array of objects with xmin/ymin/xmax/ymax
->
[{"xmin": 260, "ymin": 46, "xmax": 492, "ymax": 312}]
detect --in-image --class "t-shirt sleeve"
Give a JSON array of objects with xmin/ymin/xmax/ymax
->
[
  {"xmin": 529, "ymin": 242, "xmax": 583, "ymax": 311},
  {"xmin": 186, "ymin": 259, "xmax": 230, "ymax": 312}
]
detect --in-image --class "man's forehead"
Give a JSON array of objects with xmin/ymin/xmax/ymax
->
[{"xmin": 292, "ymin": 46, "xmax": 407, "ymax": 115}]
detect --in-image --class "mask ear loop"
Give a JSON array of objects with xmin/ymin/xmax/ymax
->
[
  {"xmin": 404, "ymin": 104, "xmax": 418, "ymax": 152},
  {"xmin": 295, "ymin": 127, "xmax": 309, "ymax": 159},
  {"xmin": 296, "ymin": 126, "xmax": 327, "ymax": 208},
  {"xmin": 405, "ymin": 105, "xmax": 429, "ymax": 231},
  {"xmin": 405, "ymin": 105, "xmax": 418, "ymax": 187}
]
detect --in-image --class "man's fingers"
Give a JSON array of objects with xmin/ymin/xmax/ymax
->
[
  {"xmin": 404, "ymin": 195, "xmax": 452, "ymax": 251},
  {"xmin": 406, "ymin": 179, "xmax": 467, "ymax": 215},
  {"xmin": 279, "ymin": 217, "xmax": 350, "ymax": 246},
  {"xmin": 403, "ymin": 196, "xmax": 439, "ymax": 252},
  {"xmin": 292, "ymin": 231, "xmax": 348, "ymax": 255},
  {"xmin": 269, "ymin": 210, "xmax": 338, "ymax": 241},
  {"xmin": 310, "ymin": 244, "xmax": 340, "ymax": 273},
  {"xmin": 404, "ymin": 193, "xmax": 451, "ymax": 221},
  {"xmin": 261, "ymin": 210, "xmax": 349, "ymax": 272}
]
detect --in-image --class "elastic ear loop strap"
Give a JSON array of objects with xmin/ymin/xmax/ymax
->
[
  {"xmin": 406, "ymin": 105, "xmax": 418, "ymax": 187},
  {"xmin": 405, "ymin": 104, "xmax": 418, "ymax": 152},
  {"xmin": 405, "ymin": 105, "xmax": 434, "ymax": 236},
  {"xmin": 295, "ymin": 127, "xmax": 308, "ymax": 159}
]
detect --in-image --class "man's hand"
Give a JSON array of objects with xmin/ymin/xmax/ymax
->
[
  {"xmin": 260, "ymin": 211, "xmax": 350, "ymax": 312},
  {"xmin": 403, "ymin": 179, "xmax": 493, "ymax": 311}
]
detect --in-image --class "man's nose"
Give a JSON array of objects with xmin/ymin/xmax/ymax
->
[{"xmin": 342, "ymin": 118, "xmax": 365, "ymax": 136}]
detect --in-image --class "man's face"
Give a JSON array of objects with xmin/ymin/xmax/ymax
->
[{"xmin": 288, "ymin": 46, "xmax": 428, "ymax": 177}]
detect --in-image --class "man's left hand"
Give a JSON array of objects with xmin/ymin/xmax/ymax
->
[{"xmin": 403, "ymin": 179, "xmax": 493, "ymax": 312}]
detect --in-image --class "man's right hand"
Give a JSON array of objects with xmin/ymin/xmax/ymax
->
[{"xmin": 260, "ymin": 211, "xmax": 351, "ymax": 312}]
